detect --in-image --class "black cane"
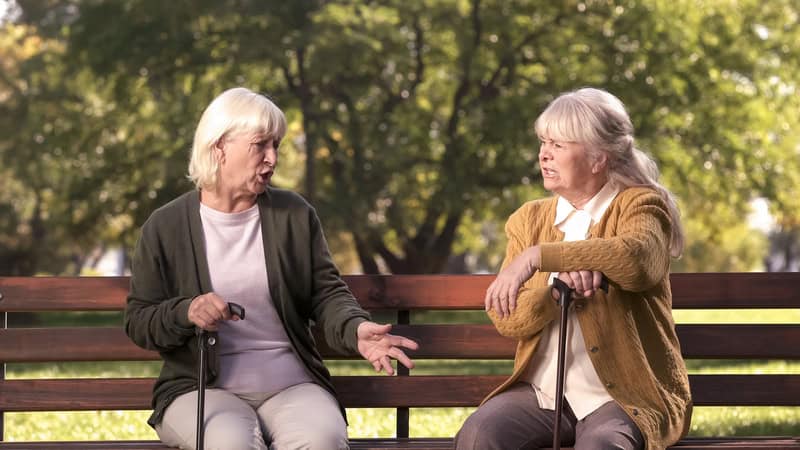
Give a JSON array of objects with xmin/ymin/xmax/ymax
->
[
  {"xmin": 551, "ymin": 276, "xmax": 608, "ymax": 450},
  {"xmin": 196, "ymin": 302, "xmax": 245, "ymax": 450}
]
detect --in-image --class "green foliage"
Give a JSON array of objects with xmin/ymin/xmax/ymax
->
[{"xmin": 2, "ymin": 1, "xmax": 799, "ymax": 274}]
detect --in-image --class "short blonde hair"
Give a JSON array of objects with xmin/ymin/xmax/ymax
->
[
  {"xmin": 188, "ymin": 87, "xmax": 287, "ymax": 190},
  {"xmin": 535, "ymin": 87, "xmax": 684, "ymax": 257}
]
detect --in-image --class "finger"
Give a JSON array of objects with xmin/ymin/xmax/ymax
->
[
  {"xmin": 580, "ymin": 271, "xmax": 593, "ymax": 290},
  {"xmin": 500, "ymin": 297, "xmax": 510, "ymax": 318},
  {"xmin": 507, "ymin": 285, "xmax": 518, "ymax": 313},
  {"xmin": 568, "ymin": 271, "xmax": 583, "ymax": 293},
  {"xmin": 358, "ymin": 321, "xmax": 391, "ymax": 339},
  {"xmin": 370, "ymin": 359, "xmax": 382, "ymax": 373},
  {"xmin": 485, "ymin": 284, "xmax": 497, "ymax": 311},
  {"xmin": 592, "ymin": 271, "xmax": 603, "ymax": 290},
  {"xmin": 580, "ymin": 271, "xmax": 594, "ymax": 297},
  {"xmin": 389, "ymin": 348, "xmax": 415, "ymax": 370},
  {"xmin": 387, "ymin": 335, "xmax": 419, "ymax": 350},
  {"xmin": 379, "ymin": 356, "xmax": 394, "ymax": 376}
]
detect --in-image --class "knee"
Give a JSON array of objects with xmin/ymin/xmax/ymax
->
[
  {"xmin": 271, "ymin": 425, "xmax": 348, "ymax": 450},
  {"xmin": 204, "ymin": 420, "xmax": 266, "ymax": 450},
  {"xmin": 575, "ymin": 428, "xmax": 642, "ymax": 450},
  {"xmin": 455, "ymin": 412, "xmax": 503, "ymax": 450}
]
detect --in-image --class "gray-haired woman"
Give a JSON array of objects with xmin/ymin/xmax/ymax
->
[
  {"xmin": 456, "ymin": 87, "xmax": 691, "ymax": 450},
  {"xmin": 125, "ymin": 87, "xmax": 418, "ymax": 450}
]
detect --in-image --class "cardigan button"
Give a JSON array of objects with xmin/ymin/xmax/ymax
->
[
  {"xmin": 207, "ymin": 337, "xmax": 216, "ymax": 346},
  {"xmin": 605, "ymin": 382, "xmax": 615, "ymax": 389},
  {"xmin": 632, "ymin": 409, "xmax": 639, "ymax": 416},
  {"xmin": 590, "ymin": 346, "xmax": 599, "ymax": 353}
]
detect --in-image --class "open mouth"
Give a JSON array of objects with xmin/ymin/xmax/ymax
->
[{"xmin": 257, "ymin": 171, "xmax": 272, "ymax": 184}]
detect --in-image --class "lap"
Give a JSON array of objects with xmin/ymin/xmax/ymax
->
[
  {"xmin": 156, "ymin": 383, "xmax": 347, "ymax": 450},
  {"xmin": 456, "ymin": 383, "xmax": 643, "ymax": 450},
  {"xmin": 455, "ymin": 383, "xmax": 575, "ymax": 450}
]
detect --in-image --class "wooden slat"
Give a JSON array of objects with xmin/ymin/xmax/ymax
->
[
  {"xmin": 677, "ymin": 324, "xmax": 800, "ymax": 359},
  {"xmin": 4, "ymin": 324, "xmax": 800, "ymax": 363},
  {"xmin": 0, "ymin": 328, "xmax": 157, "ymax": 362},
  {"xmin": 2, "ymin": 273, "xmax": 799, "ymax": 312},
  {"xmin": 317, "ymin": 324, "xmax": 517, "ymax": 360},
  {"xmin": 0, "ymin": 438, "xmax": 798, "ymax": 450},
  {"xmin": 669, "ymin": 272, "xmax": 800, "ymax": 309},
  {"xmin": 1, "ymin": 273, "xmax": 799, "ymax": 312},
  {"xmin": 0, "ymin": 277, "xmax": 130, "ymax": 311},
  {"xmin": 2, "ymin": 374, "xmax": 800, "ymax": 412}
]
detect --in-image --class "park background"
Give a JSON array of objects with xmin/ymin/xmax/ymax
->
[{"xmin": 1, "ymin": 0, "xmax": 798, "ymax": 443}]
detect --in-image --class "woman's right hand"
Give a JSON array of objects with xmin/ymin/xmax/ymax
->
[
  {"xmin": 485, "ymin": 245, "xmax": 541, "ymax": 318},
  {"xmin": 188, "ymin": 292, "xmax": 238, "ymax": 331}
]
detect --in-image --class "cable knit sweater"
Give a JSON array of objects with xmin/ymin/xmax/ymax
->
[{"xmin": 485, "ymin": 186, "xmax": 692, "ymax": 450}]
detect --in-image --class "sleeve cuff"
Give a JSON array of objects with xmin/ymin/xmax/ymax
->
[{"xmin": 539, "ymin": 242, "xmax": 563, "ymax": 272}]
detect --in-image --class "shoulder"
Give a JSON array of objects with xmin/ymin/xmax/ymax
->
[
  {"xmin": 614, "ymin": 186, "xmax": 667, "ymax": 209},
  {"xmin": 141, "ymin": 191, "xmax": 196, "ymax": 235}
]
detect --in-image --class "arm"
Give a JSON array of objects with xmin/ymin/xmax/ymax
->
[
  {"xmin": 486, "ymin": 205, "xmax": 558, "ymax": 339},
  {"xmin": 123, "ymin": 223, "xmax": 196, "ymax": 352},
  {"xmin": 539, "ymin": 189, "xmax": 672, "ymax": 292},
  {"xmin": 305, "ymin": 209, "xmax": 418, "ymax": 372},
  {"xmin": 306, "ymin": 208, "xmax": 371, "ymax": 354}
]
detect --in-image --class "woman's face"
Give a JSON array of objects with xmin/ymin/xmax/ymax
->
[
  {"xmin": 538, "ymin": 135, "xmax": 605, "ymax": 206},
  {"xmin": 216, "ymin": 131, "xmax": 278, "ymax": 198}
]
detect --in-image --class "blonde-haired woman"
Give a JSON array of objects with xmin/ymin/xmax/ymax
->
[
  {"xmin": 456, "ymin": 88, "xmax": 691, "ymax": 450},
  {"xmin": 125, "ymin": 87, "xmax": 418, "ymax": 450}
]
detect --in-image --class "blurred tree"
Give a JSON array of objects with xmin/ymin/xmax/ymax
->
[{"xmin": 3, "ymin": 0, "xmax": 798, "ymax": 275}]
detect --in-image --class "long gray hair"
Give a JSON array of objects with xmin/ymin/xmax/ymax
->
[{"xmin": 534, "ymin": 87, "xmax": 684, "ymax": 257}]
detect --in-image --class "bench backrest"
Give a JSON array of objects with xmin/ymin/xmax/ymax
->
[{"xmin": 1, "ymin": 272, "xmax": 799, "ymax": 439}]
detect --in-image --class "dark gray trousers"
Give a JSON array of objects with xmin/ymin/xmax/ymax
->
[{"xmin": 455, "ymin": 383, "xmax": 644, "ymax": 450}]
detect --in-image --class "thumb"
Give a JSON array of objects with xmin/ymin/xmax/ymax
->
[{"xmin": 360, "ymin": 321, "xmax": 392, "ymax": 336}]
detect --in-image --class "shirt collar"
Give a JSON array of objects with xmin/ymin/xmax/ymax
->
[{"xmin": 554, "ymin": 182, "xmax": 620, "ymax": 227}]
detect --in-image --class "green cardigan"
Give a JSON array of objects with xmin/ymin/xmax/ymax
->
[
  {"xmin": 486, "ymin": 187, "xmax": 692, "ymax": 450},
  {"xmin": 124, "ymin": 188, "xmax": 370, "ymax": 427}
]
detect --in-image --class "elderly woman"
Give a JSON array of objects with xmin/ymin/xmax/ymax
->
[
  {"xmin": 455, "ymin": 88, "xmax": 691, "ymax": 450},
  {"xmin": 125, "ymin": 87, "xmax": 418, "ymax": 450}
]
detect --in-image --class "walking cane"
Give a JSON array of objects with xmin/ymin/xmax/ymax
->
[
  {"xmin": 551, "ymin": 276, "xmax": 608, "ymax": 450},
  {"xmin": 197, "ymin": 302, "xmax": 245, "ymax": 450}
]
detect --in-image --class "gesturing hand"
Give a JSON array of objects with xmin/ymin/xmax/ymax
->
[
  {"xmin": 356, "ymin": 321, "xmax": 419, "ymax": 375},
  {"xmin": 485, "ymin": 245, "xmax": 541, "ymax": 318}
]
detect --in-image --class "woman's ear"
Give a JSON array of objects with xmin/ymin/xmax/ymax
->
[
  {"xmin": 591, "ymin": 152, "xmax": 608, "ymax": 174},
  {"xmin": 214, "ymin": 138, "xmax": 226, "ymax": 163}
]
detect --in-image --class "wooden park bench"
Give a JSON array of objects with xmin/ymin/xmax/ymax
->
[{"xmin": 1, "ymin": 273, "xmax": 799, "ymax": 449}]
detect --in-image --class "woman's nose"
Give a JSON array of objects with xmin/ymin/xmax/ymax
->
[{"xmin": 264, "ymin": 148, "xmax": 278, "ymax": 167}]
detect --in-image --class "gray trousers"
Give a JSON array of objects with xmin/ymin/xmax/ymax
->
[
  {"xmin": 455, "ymin": 383, "xmax": 644, "ymax": 450},
  {"xmin": 155, "ymin": 382, "xmax": 348, "ymax": 450}
]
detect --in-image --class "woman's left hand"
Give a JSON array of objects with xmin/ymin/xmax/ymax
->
[{"xmin": 356, "ymin": 321, "xmax": 419, "ymax": 375}]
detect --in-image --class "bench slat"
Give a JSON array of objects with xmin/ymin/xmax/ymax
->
[
  {"xmin": 1, "ymin": 438, "xmax": 800, "ymax": 450},
  {"xmin": 2, "ymin": 273, "xmax": 799, "ymax": 312},
  {"xmin": 2, "ymin": 375, "xmax": 800, "ymax": 411},
  {"xmin": 4, "ymin": 324, "xmax": 800, "ymax": 363}
]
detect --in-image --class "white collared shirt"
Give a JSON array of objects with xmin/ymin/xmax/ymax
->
[{"xmin": 526, "ymin": 182, "xmax": 620, "ymax": 420}]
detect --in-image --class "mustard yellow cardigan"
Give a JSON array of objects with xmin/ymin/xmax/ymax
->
[{"xmin": 486, "ymin": 187, "xmax": 692, "ymax": 450}]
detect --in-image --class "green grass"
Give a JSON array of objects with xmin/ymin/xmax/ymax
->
[{"xmin": 4, "ymin": 309, "xmax": 800, "ymax": 442}]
